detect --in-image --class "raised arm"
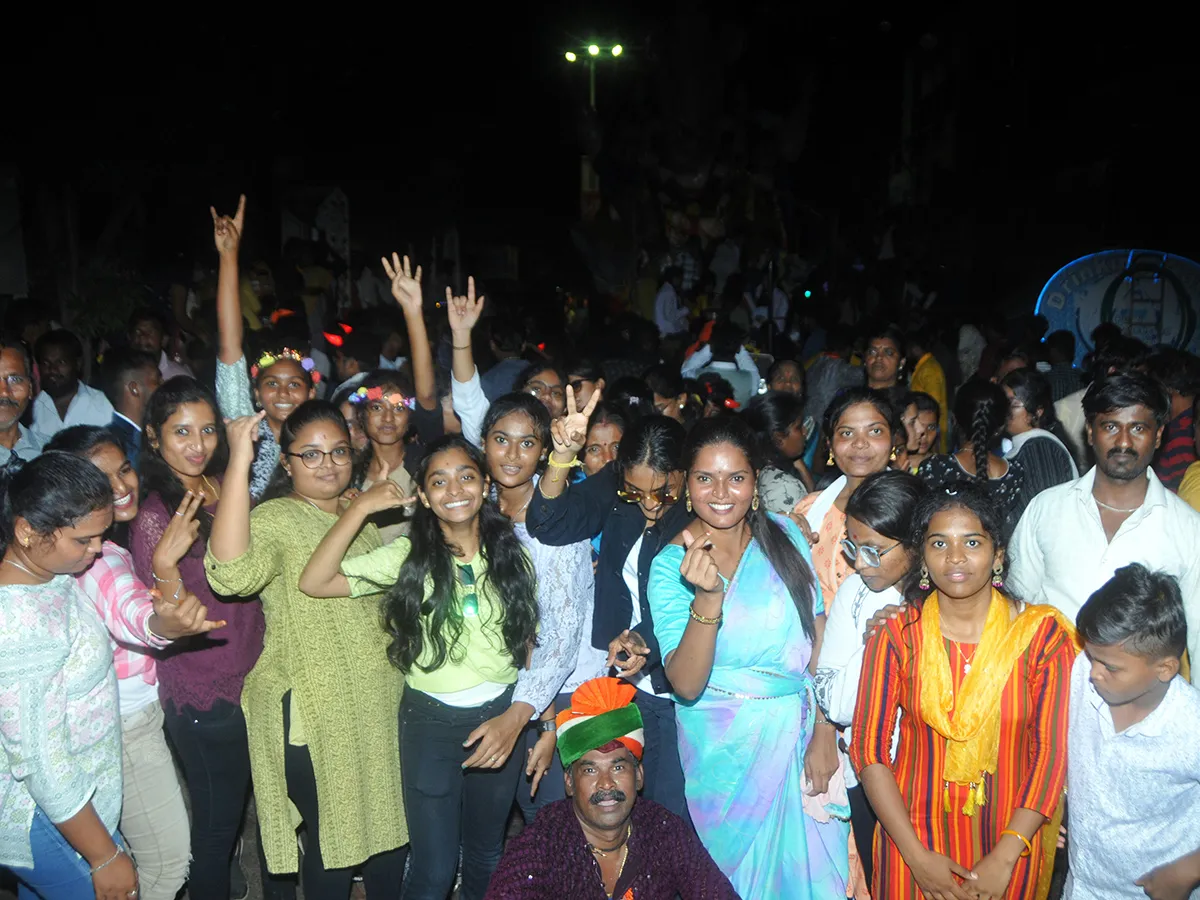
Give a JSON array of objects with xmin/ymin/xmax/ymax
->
[
  {"xmin": 383, "ymin": 253, "xmax": 437, "ymax": 410},
  {"xmin": 538, "ymin": 384, "xmax": 599, "ymax": 500},
  {"xmin": 208, "ymin": 412, "xmax": 265, "ymax": 563},
  {"xmin": 446, "ymin": 278, "xmax": 488, "ymax": 445},
  {"xmin": 212, "ymin": 195, "xmax": 246, "ymax": 366}
]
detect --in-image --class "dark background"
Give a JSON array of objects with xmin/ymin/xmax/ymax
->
[{"xmin": 8, "ymin": 6, "xmax": 1200, "ymax": 316}]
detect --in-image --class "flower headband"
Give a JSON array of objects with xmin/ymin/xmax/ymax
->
[
  {"xmin": 251, "ymin": 348, "xmax": 320, "ymax": 383},
  {"xmin": 348, "ymin": 386, "xmax": 415, "ymax": 410}
]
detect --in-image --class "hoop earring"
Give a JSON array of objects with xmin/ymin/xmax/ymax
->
[
  {"xmin": 751, "ymin": 487, "xmax": 759, "ymax": 512},
  {"xmin": 992, "ymin": 562, "xmax": 1005, "ymax": 590},
  {"xmin": 919, "ymin": 565, "xmax": 931, "ymax": 591}
]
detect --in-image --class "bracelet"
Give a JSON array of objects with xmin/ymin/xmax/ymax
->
[
  {"xmin": 999, "ymin": 829, "xmax": 1033, "ymax": 858},
  {"xmin": 453, "ymin": 344, "xmax": 471, "ymax": 350},
  {"xmin": 689, "ymin": 604, "xmax": 722, "ymax": 626},
  {"xmin": 152, "ymin": 571, "xmax": 183, "ymax": 602},
  {"xmin": 90, "ymin": 847, "xmax": 126, "ymax": 874},
  {"xmin": 546, "ymin": 455, "xmax": 582, "ymax": 470}
]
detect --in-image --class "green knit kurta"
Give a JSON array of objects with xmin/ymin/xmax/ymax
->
[{"xmin": 205, "ymin": 499, "xmax": 407, "ymax": 874}]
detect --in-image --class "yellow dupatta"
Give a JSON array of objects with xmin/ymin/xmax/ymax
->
[{"xmin": 918, "ymin": 590, "xmax": 1075, "ymax": 816}]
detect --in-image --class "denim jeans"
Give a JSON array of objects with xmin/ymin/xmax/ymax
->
[
  {"xmin": 399, "ymin": 687, "xmax": 522, "ymax": 900},
  {"xmin": 515, "ymin": 691, "xmax": 572, "ymax": 823},
  {"xmin": 119, "ymin": 701, "xmax": 191, "ymax": 900},
  {"xmin": 633, "ymin": 691, "xmax": 691, "ymax": 825},
  {"xmin": 7, "ymin": 809, "xmax": 123, "ymax": 900},
  {"xmin": 162, "ymin": 699, "xmax": 252, "ymax": 900}
]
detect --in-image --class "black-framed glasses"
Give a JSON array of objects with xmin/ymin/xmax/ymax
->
[
  {"xmin": 458, "ymin": 563, "xmax": 480, "ymax": 618},
  {"xmin": 840, "ymin": 538, "xmax": 900, "ymax": 568},
  {"xmin": 566, "ymin": 379, "xmax": 589, "ymax": 395},
  {"xmin": 617, "ymin": 484, "xmax": 680, "ymax": 506},
  {"xmin": 286, "ymin": 447, "xmax": 353, "ymax": 469}
]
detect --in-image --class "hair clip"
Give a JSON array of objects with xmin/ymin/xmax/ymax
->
[
  {"xmin": 348, "ymin": 386, "xmax": 370, "ymax": 405},
  {"xmin": 723, "ymin": 398, "xmax": 740, "ymax": 410},
  {"xmin": 270, "ymin": 308, "xmax": 297, "ymax": 325},
  {"xmin": 323, "ymin": 331, "xmax": 344, "ymax": 348},
  {"xmin": 626, "ymin": 396, "xmax": 640, "ymax": 406}
]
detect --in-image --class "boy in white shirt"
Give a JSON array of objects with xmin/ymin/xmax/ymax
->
[{"xmin": 1067, "ymin": 563, "xmax": 1200, "ymax": 899}]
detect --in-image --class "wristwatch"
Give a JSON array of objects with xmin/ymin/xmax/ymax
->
[{"xmin": 537, "ymin": 719, "xmax": 557, "ymax": 734}]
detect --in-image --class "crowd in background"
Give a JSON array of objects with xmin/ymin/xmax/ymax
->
[{"xmin": 1, "ymin": 194, "xmax": 1199, "ymax": 900}]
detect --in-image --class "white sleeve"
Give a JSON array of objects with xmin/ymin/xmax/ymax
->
[
  {"xmin": 451, "ymin": 366, "xmax": 489, "ymax": 448},
  {"xmin": 1006, "ymin": 498, "xmax": 1046, "ymax": 607},
  {"xmin": 680, "ymin": 345, "xmax": 712, "ymax": 378},
  {"xmin": 813, "ymin": 579, "xmax": 871, "ymax": 726}
]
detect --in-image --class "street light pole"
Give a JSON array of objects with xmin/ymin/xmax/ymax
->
[{"xmin": 589, "ymin": 58, "xmax": 596, "ymax": 110}]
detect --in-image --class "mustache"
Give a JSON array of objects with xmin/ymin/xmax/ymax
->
[
  {"xmin": 1106, "ymin": 448, "xmax": 1137, "ymax": 459},
  {"xmin": 0, "ymin": 399, "xmax": 18, "ymax": 409},
  {"xmin": 590, "ymin": 790, "xmax": 627, "ymax": 805}
]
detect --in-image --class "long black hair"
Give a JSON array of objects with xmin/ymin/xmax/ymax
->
[
  {"xmin": 45, "ymin": 425, "xmax": 134, "ymax": 547},
  {"xmin": 615, "ymin": 415, "xmax": 686, "ymax": 481},
  {"xmin": 140, "ymin": 376, "xmax": 228, "ymax": 540},
  {"xmin": 1001, "ymin": 368, "xmax": 1072, "ymax": 445},
  {"xmin": 904, "ymin": 480, "xmax": 1010, "ymax": 609},
  {"xmin": 681, "ymin": 417, "xmax": 818, "ymax": 640},
  {"xmin": 952, "ymin": 379, "xmax": 1008, "ymax": 480},
  {"xmin": 261, "ymin": 400, "xmax": 352, "ymax": 502},
  {"xmin": 845, "ymin": 469, "xmax": 927, "ymax": 592},
  {"xmin": 381, "ymin": 435, "xmax": 539, "ymax": 674},
  {"xmin": 743, "ymin": 391, "xmax": 807, "ymax": 468},
  {"xmin": 0, "ymin": 452, "xmax": 112, "ymax": 555},
  {"xmin": 480, "ymin": 392, "xmax": 552, "ymax": 460}
]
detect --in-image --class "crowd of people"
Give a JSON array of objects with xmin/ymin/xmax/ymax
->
[{"xmin": 1, "ymin": 193, "xmax": 1199, "ymax": 900}]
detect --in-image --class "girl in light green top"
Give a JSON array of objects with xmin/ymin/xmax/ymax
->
[
  {"xmin": 299, "ymin": 434, "xmax": 541, "ymax": 900},
  {"xmin": 206, "ymin": 400, "xmax": 408, "ymax": 900}
]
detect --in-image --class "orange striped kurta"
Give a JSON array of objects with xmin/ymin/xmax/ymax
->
[{"xmin": 849, "ymin": 606, "xmax": 1076, "ymax": 900}]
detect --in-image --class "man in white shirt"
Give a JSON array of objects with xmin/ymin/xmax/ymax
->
[
  {"xmin": 1066, "ymin": 564, "xmax": 1200, "ymax": 899},
  {"xmin": 0, "ymin": 337, "xmax": 42, "ymax": 468},
  {"xmin": 31, "ymin": 329, "xmax": 115, "ymax": 445},
  {"xmin": 1008, "ymin": 371, "xmax": 1200, "ymax": 680},
  {"xmin": 653, "ymin": 268, "xmax": 689, "ymax": 338},
  {"xmin": 128, "ymin": 308, "xmax": 193, "ymax": 380}
]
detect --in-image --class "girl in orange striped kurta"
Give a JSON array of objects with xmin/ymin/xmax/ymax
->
[{"xmin": 849, "ymin": 483, "xmax": 1075, "ymax": 900}]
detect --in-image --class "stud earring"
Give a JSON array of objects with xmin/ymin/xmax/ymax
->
[
  {"xmin": 919, "ymin": 565, "xmax": 931, "ymax": 590},
  {"xmin": 751, "ymin": 486, "xmax": 760, "ymax": 512},
  {"xmin": 992, "ymin": 562, "xmax": 1005, "ymax": 590}
]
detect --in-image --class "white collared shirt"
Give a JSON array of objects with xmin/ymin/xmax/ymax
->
[
  {"xmin": 31, "ymin": 382, "xmax": 115, "ymax": 445},
  {"xmin": 0, "ymin": 423, "xmax": 43, "ymax": 467},
  {"xmin": 1065, "ymin": 654, "xmax": 1200, "ymax": 899},
  {"xmin": 158, "ymin": 350, "xmax": 192, "ymax": 381},
  {"xmin": 1008, "ymin": 468, "xmax": 1200, "ymax": 681}
]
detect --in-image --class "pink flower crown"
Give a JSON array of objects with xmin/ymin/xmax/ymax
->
[
  {"xmin": 250, "ymin": 348, "xmax": 320, "ymax": 383},
  {"xmin": 348, "ymin": 386, "xmax": 415, "ymax": 410}
]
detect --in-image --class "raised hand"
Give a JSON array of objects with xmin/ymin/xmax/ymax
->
[
  {"xmin": 606, "ymin": 629, "xmax": 650, "ymax": 679},
  {"xmin": 152, "ymin": 490, "xmax": 205, "ymax": 573},
  {"xmin": 352, "ymin": 463, "xmax": 417, "ymax": 517},
  {"xmin": 211, "ymin": 194, "xmax": 246, "ymax": 256},
  {"xmin": 549, "ymin": 384, "xmax": 602, "ymax": 457},
  {"xmin": 382, "ymin": 253, "xmax": 423, "ymax": 314},
  {"xmin": 679, "ymin": 529, "xmax": 725, "ymax": 594},
  {"xmin": 446, "ymin": 276, "xmax": 486, "ymax": 334},
  {"xmin": 150, "ymin": 586, "xmax": 227, "ymax": 640},
  {"xmin": 226, "ymin": 411, "xmax": 266, "ymax": 466}
]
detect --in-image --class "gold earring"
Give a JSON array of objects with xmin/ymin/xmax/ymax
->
[
  {"xmin": 751, "ymin": 486, "xmax": 760, "ymax": 512},
  {"xmin": 889, "ymin": 447, "xmax": 898, "ymax": 462},
  {"xmin": 685, "ymin": 492, "xmax": 692, "ymax": 513},
  {"xmin": 827, "ymin": 449, "xmax": 835, "ymax": 467},
  {"xmin": 918, "ymin": 566, "xmax": 931, "ymax": 590}
]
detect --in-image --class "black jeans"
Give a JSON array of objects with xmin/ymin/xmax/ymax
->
[
  {"xmin": 515, "ymin": 691, "xmax": 572, "ymax": 823},
  {"xmin": 633, "ymin": 691, "xmax": 691, "ymax": 825},
  {"xmin": 399, "ymin": 687, "xmax": 522, "ymax": 900},
  {"xmin": 162, "ymin": 699, "xmax": 253, "ymax": 900},
  {"xmin": 848, "ymin": 784, "xmax": 877, "ymax": 888},
  {"xmin": 282, "ymin": 693, "xmax": 407, "ymax": 900}
]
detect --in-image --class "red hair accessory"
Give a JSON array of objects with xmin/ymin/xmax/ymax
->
[
  {"xmin": 723, "ymin": 398, "xmax": 740, "ymax": 410},
  {"xmin": 323, "ymin": 332, "xmax": 344, "ymax": 348}
]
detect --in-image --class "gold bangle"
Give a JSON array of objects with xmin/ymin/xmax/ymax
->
[
  {"xmin": 689, "ymin": 604, "xmax": 722, "ymax": 626},
  {"xmin": 453, "ymin": 344, "xmax": 471, "ymax": 350},
  {"xmin": 546, "ymin": 455, "xmax": 582, "ymax": 470},
  {"xmin": 999, "ymin": 829, "xmax": 1032, "ymax": 858}
]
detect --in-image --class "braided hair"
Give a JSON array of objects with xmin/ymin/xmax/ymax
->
[{"xmin": 952, "ymin": 380, "xmax": 1007, "ymax": 480}]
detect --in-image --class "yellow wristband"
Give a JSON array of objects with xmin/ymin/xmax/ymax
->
[
  {"xmin": 999, "ymin": 829, "xmax": 1032, "ymax": 858},
  {"xmin": 546, "ymin": 455, "xmax": 582, "ymax": 469}
]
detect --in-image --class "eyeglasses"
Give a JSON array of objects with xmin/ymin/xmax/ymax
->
[
  {"xmin": 286, "ymin": 447, "xmax": 354, "ymax": 469},
  {"xmin": 526, "ymin": 381, "xmax": 566, "ymax": 402},
  {"xmin": 839, "ymin": 538, "xmax": 900, "ymax": 568},
  {"xmin": 0, "ymin": 374, "xmax": 29, "ymax": 389},
  {"xmin": 458, "ymin": 563, "xmax": 479, "ymax": 618},
  {"xmin": 617, "ymin": 484, "xmax": 680, "ymax": 506}
]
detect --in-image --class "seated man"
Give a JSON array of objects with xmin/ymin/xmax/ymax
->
[{"xmin": 485, "ymin": 677, "xmax": 737, "ymax": 900}]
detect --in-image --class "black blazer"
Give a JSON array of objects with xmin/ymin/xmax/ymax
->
[
  {"xmin": 525, "ymin": 462, "xmax": 691, "ymax": 694},
  {"xmin": 110, "ymin": 414, "xmax": 141, "ymax": 468}
]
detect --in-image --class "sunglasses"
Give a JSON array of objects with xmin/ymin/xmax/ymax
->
[
  {"xmin": 617, "ymin": 484, "xmax": 680, "ymax": 506},
  {"xmin": 839, "ymin": 538, "xmax": 900, "ymax": 568}
]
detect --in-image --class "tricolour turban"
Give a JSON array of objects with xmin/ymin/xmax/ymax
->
[{"xmin": 555, "ymin": 677, "xmax": 645, "ymax": 769}]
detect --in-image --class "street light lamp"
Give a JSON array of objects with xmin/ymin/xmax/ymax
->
[
  {"xmin": 563, "ymin": 41, "xmax": 624, "ymax": 109},
  {"xmin": 564, "ymin": 51, "xmax": 577, "ymax": 62},
  {"xmin": 587, "ymin": 44, "xmax": 600, "ymax": 56},
  {"xmin": 611, "ymin": 44, "xmax": 622, "ymax": 57}
]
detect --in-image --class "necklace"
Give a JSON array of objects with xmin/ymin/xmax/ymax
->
[
  {"xmin": 3, "ymin": 557, "xmax": 38, "ymax": 578},
  {"xmin": 588, "ymin": 821, "xmax": 632, "ymax": 857},
  {"xmin": 1093, "ymin": 495, "xmax": 1140, "ymax": 514},
  {"xmin": 953, "ymin": 640, "xmax": 977, "ymax": 675},
  {"xmin": 291, "ymin": 492, "xmax": 333, "ymax": 515},
  {"xmin": 498, "ymin": 482, "xmax": 535, "ymax": 520},
  {"xmin": 201, "ymin": 475, "xmax": 219, "ymax": 499}
]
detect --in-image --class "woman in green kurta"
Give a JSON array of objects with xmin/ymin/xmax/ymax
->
[{"xmin": 205, "ymin": 401, "xmax": 408, "ymax": 900}]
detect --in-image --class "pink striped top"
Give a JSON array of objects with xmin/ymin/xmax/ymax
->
[{"xmin": 75, "ymin": 541, "xmax": 172, "ymax": 686}]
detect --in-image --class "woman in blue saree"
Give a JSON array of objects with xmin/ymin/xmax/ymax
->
[{"xmin": 648, "ymin": 416, "xmax": 849, "ymax": 899}]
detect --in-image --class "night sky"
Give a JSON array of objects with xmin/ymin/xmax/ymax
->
[{"xmin": 9, "ymin": 7, "xmax": 1200, "ymax": 308}]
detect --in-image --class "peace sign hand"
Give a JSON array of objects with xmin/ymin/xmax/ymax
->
[
  {"xmin": 152, "ymin": 490, "xmax": 205, "ymax": 574},
  {"xmin": 351, "ymin": 463, "xmax": 418, "ymax": 517},
  {"xmin": 210, "ymin": 194, "xmax": 246, "ymax": 257},
  {"xmin": 679, "ymin": 529, "xmax": 725, "ymax": 595},
  {"xmin": 382, "ymin": 253, "xmax": 423, "ymax": 314},
  {"xmin": 446, "ymin": 276, "xmax": 485, "ymax": 334},
  {"xmin": 549, "ymin": 384, "xmax": 601, "ymax": 457}
]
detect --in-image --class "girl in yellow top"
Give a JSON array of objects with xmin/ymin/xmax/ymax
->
[
  {"xmin": 299, "ymin": 435, "xmax": 541, "ymax": 900},
  {"xmin": 206, "ymin": 401, "xmax": 408, "ymax": 900}
]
